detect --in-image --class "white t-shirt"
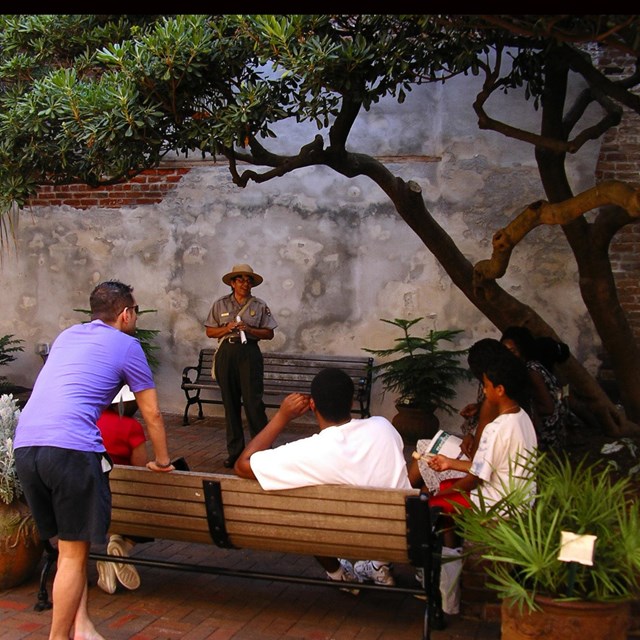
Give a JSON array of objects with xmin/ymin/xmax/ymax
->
[
  {"xmin": 469, "ymin": 409, "xmax": 537, "ymax": 507},
  {"xmin": 250, "ymin": 416, "xmax": 412, "ymax": 491}
]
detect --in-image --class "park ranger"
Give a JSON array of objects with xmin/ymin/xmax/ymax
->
[{"xmin": 205, "ymin": 263, "xmax": 278, "ymax": 468}]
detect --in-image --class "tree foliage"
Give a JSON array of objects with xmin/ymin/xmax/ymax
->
[{"xmin": 1, "ymin": 14, "xmax": 639, "ymax": 434}]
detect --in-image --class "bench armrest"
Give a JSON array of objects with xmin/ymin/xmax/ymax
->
[{"xmin": 182, "ymin": 365, "xmax": 199, "ymax": 384}]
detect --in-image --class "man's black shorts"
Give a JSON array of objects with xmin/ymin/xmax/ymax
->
[{"xmin": 15, "ymin": 446, "xmax": 111, "ymax": 543}]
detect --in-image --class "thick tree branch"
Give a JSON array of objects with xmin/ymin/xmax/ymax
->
[
  {"xmin": 473, "ymin": 181, "xmax": 640, "ymax": 288},
  {"xmin": 224, "ymin": 135, "xmax": 325, "ymax": 187}
]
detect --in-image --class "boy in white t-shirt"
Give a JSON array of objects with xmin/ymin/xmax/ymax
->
[
  {"xmin": 426, "ymin": 347, "xmax": 537, "ymax": 528},
  {"xmin": 234, "ymin": 367, "xmax": 411, "ymax": 592},
  {"xmin": 421, "ymin": 347, "xmax": 537, "ymax": 615}
]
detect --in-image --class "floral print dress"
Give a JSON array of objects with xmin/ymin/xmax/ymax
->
[{"xmin": 527, "ymin": 360, "xmax": 567, "ymax": 451}]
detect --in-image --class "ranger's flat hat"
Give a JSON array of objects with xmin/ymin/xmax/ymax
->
[{"xmin": 222, "ymin": 263, "xmax": 263, "ymax": 286}]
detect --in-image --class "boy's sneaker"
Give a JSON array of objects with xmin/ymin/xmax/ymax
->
[
  {"xmin": 96, "ymin": 560, "xmax": 117, "ymax": 594},
  {"xmin": 353, "ymin": 560, "xmax": 395, "ymax": 586},
  {"xmin": 326, "ymin": 558, "xmax": 362, "ymax": 595},
  {"xmin": 107, "ymin": 534, "xmax": 141, "ymax": 591}
]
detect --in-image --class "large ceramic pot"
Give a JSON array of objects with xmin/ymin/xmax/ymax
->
[
  {"xmin": 391, "ymin": 404, "xmax": 439, "ymax": 444},
  {"xmin": 0, "ymin": 499, "xmax": 44, "ymax": 589},
  {"xmin": 501, "ymin": 595, "xmax": 630, "ymax": 640}
]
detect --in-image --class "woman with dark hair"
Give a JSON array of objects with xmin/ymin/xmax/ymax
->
[
  {"xmin": 500, "ymin": 326, "xmax": 567, "ymax": 451},
  {"xmin": 536, "ymin": 336, "xmax": 570, "ymax": 372}
]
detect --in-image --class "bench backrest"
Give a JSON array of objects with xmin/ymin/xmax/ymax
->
[
  {"xmin": 108, "ymin": 466, "xmax": 420, "ymax": 564},
  {"xmin": 262, "ymin": 351, "xmax": 373, "ymax": 396},
  {"xmin": 191, "ymin": 348, "xmax": 373, "ymax": 415}
]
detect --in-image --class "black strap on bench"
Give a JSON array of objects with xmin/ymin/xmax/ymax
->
[
  {"xmin": 203, "ymin": 479, "xmax": 236, "ymax": 548},
  {"xmin": 406, "ymin": 494, "xmax": 446, "ymax": 637}
]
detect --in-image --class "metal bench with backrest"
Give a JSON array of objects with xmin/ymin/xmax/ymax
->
[{"xmin": 180, "ymin": 348, "xmax": 374, "ymax": 425}]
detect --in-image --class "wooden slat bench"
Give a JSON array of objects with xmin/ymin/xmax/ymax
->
[
  {"xmin": 36, "ymin": 466, "xmax": 445, "ymax": 640},
  {"xmin": 180, "ymin": 348, "xmax": 374, "ymax": 425}
]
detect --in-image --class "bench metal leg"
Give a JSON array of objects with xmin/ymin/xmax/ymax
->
[
  {"xmin": 34, "ymin": 540, "xmax": 57, "ymax": 611},
  {"xmin": 406, "ymin": 494, "xmax": 446, "ymax": 640},
  {"xmin": 182, "ymin": 393, "xmax": 204, "ymax": 425}
]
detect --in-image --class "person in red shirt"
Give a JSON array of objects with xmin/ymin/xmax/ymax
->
[
  {"xmin": 98, "ymin": 386, "xmax": 147, "ymax": 466},
  {"xmin": 95, "ymin": 386, "xmax": 147, "ymax": 594}
]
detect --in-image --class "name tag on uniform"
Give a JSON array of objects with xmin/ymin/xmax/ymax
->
[{"xmin": 221, "ymin": 312, "xmax": 230, "ymax": 318}]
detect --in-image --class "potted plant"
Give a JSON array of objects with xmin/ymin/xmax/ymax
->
[
  {"xmin": 0, "ymin": 334, "xmax": 29, "ymax": 405},
  {"xmin": 454, "ymin": 452, "xmax": 640, "ymax": 639},
  {"xmin": 0, "ymin": 393, "xmax": 44, "ymax": 588},
  {"xmin": 363, "ymin": 317, "xmax": 471, "ymax": 441}
]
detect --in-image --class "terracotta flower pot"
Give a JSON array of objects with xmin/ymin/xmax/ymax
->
[
  {"xmin": 501, "ymin": 595, "xmax": 630, "ymax": 640},
  {"xmin": 391, "ymin": 404, "xmax": 440, "ymax": 444},
  {"xmin": 0, "ymin": 499, "xmax": 44, "ymax": 589}
]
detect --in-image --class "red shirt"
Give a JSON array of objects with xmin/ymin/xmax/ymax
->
[{"xmin": 97, "ymin": 410, "xmax": 146, "ymax": 465}]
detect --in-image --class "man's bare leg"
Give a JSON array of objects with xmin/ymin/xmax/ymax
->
[
  {"xmin": 48, "ymin": 540, "xmax": 103, "ymax": 640},
  {"xmin": 73, "ymin": 580, "xmax": 105, "ymax": 640}
]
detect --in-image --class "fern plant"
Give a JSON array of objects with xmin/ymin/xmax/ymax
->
[
  {"xmin": 0, "ymin": 334, "xmax": 24, "ymax": 390},
  {"xmin": 363, "ymin": 317, "xmax": 471, "ymax": 415}
]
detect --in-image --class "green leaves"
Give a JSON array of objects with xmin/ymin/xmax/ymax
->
[
  {"xmin": 0, "ymin": 14, "xmax": 638, "ymax": 221},
  {"xmin": 455, "ymin": 452, "xmax": 640, "ymax": 610},
  {"xmin": 0, "ymin": 335, "xmax": 24, "ymax": 369},
  {"xmin": 363, "ymin": 317, "xmax": 471, "ymax": 414}
]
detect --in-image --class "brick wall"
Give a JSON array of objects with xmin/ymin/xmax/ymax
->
[
  {"xmin": 594, "ymin": 50, "xmax": 640, "ymax": 344},
  {"xmin": 26, "ymin": 167, "xmax": 190, "ymax": 209}
]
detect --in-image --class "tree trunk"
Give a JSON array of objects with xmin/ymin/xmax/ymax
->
[
  {"xmin": 359, "ymin": 161, "xmax": 637, "ymax": 436},
  {"xmin": 533, "ymin": 58, "xmax": 640, "ymax": 427}
]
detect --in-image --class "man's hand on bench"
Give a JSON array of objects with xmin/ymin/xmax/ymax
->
[{"xmin": 146, "ymin": 460, "xmax": 175, "ymax": 472}]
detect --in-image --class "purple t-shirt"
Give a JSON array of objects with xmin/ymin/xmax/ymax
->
[{"xmin": 14, "ymin": 320, "xmax": 154, "ymax": 453}]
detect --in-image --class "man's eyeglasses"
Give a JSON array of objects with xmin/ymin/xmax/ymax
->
[
  {"xmin": 233, "ymin": 276, "xmax": 253, "ymax": 284},
  {"xmin": 123, "ymin": 305, "xmax": 140, "ymax": 316}
]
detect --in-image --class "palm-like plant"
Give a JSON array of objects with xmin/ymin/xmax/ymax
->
[{"xmin": 454, "ymin": 452, "xmax": 640, "ymax": 613}]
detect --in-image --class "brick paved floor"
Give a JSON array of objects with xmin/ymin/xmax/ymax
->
[{"xmin": 0, "ymin": 413, "xmax": 501, "ymax": 640}]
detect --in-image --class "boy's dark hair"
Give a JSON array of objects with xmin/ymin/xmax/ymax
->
[
  {"xmin": 467, "ymin": 338, "xmax": 510, "ymax": 381},
  {"xmin": 310, "ymin": 367, "xmax": 354, "ymax": 423},
  {"xmin": 536, "ymin": 336, "xmax": 570, "ymax": 371},
  {"xmin": 483, "ymin": 348, "xmax": 531, "ymax": 408},
  {"xmin": 90, "ymin": 280, "xmax": 135, "ymax": 322}
]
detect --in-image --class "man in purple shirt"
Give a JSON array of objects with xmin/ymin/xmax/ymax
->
[{"xmin": 15, "ymin": 280, "xmax": 174, "ymax": 640}]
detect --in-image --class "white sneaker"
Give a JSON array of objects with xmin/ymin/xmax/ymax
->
[
  {"xmin": 326, "ymin": 558, "xmax": 362, "ymax": 595},
  {"xmin": 96, "ymin": 560, "xmax": 117, "ymax": 594},
  {"xmin": 353, "ymin": 560, "xmax": 395, "ymax": 586},
  {"xmin": 107, "ymin": 534, "xmax": 141, "ymax": 590}
]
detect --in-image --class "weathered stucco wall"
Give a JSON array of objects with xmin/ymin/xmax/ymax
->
[{"xmin": 0, "ymin": 77, "xmax": 601, "ymax": 430}]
